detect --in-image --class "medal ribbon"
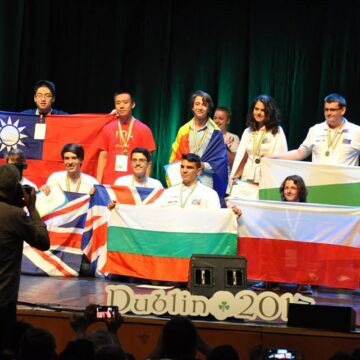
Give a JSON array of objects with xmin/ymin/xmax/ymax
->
[
  {"xmin": 191, "ymin": 120, "xmax": 209, "ymax": 154},
  {"xmin": 327, "ymin": 121, "xmax": 344, "ymax": 153},
  {"xmin": 180, "ymin": 182, "xmax": 198, "ymax": 208},
  {"xmin": 66, "ymin": 175, "xmax": 82, "ymax": 192},
  {"xmin": 252, "ymin": 128, "xmax": 266, "ymax": 162},
  {"xmin": 117, "ymin": 118, "xmax": 134, "ymax": 153}
]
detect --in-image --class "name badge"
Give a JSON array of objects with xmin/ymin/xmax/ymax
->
[
  {"xmin": 115, "ymin": 154, "xmax": 128, "ymax": 172},
  {"xmin": 34, "ymin": 123, "xmax": 46, "ymax": 140}
]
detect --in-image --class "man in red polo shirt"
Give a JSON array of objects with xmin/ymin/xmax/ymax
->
[{"xmin": 96, "ymin": 91, "xmax": 156, "ymax": 184}]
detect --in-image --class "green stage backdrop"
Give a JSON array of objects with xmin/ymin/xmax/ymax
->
[{"xmin": 0, "ymin": 0, "xmax": 359, "ymax": 183}]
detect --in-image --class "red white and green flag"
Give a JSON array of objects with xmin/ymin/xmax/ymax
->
[{"xmin": 100, "ymin": 205, "xmax": 238, "ymax": 282}]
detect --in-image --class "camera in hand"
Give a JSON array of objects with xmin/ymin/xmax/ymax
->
[
  {"xmin": 13, "ymin": 184, "xmax": 34, "ymax": 208},
  {"xmin": 96, "ymin": 306, "xmax": 119, "ymax": 319},
  {"xmin": 22, "ymin": 184, "xmax": 33, "ymax": 194}
]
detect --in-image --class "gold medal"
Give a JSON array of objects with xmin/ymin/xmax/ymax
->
[
  {"xmin": 325, "ymin": 150, "xmax": 330, "ymax": 156},
  {"xmin": 118, "ymin": 119, "xmax": 134, "ymax": 155},
  {"xmin": 255, "ymin": 158, "xmax": 261, "ymax": 164}
]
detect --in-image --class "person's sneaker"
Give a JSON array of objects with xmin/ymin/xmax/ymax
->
[
  {"xmin": 252, "ymin": 281, "xmax": 280, "ymax": 291},
  {"xmin": 297, "ymin": 284, "xmax": 313, "ymax": 295}
]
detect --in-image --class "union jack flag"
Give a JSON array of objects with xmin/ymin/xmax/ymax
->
[
  {"xmin": 21, "ymin": 185, "xmax": 164, "ymax": 277},
  {"xmin": 21, "ymin": 192, "xmax": 90, "ymax": 276}
]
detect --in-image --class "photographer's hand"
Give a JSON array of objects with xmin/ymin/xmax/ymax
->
[
  {"xmin": 70, "ymin": 304, "xmax": 98, "ymax": 339},
  {"xmin": 23, "ymin": 186, "xmax": 36, "ymax": 212},
  {"xmin": 104, "ymin": 313, "xmax": 123, "ymax": 345}
]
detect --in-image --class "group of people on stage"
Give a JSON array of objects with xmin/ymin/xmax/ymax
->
[
  {"xmin": 15, "ymin": 80, "xmax": 360, "ymax": 198},
  {"xmin": 1, "ymin": 80, "xmax": 360, "ymax": 305}
]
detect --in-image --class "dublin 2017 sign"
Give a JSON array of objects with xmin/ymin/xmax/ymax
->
[{"xmin": 105, "ymin": 285, "xmax": 315, "ymax": 321}]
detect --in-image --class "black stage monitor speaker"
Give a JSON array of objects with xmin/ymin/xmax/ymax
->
[
  {"xmin": 188, "ymin": 254, "xmax": 247, "ymax": 297},
  {"xmin": 287, "ymin": 303, "xmax": 356, "ymax": 332}
]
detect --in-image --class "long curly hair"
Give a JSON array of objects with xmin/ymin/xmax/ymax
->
[
  {"xmin": 246, "ymin": 94, "xmax": 281, "ymax": 135},
  {"xmin": 280, "ymin": 175, "xmax": 308, "ymax": 203}
]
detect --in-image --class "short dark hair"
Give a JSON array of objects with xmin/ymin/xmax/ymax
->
[
  {"xmin": 34, "ymin": 80, "xmax": 56, "ymax": 97},
  {"xmin": 5, "ymin": 148, "xmax": 27, "ymax": 165},
  {"xmin": 324, "ymin": 93, "xmax": 347, "ymax": 108},
  {"xmin": 114, "ymin": 91, "xmax": 135, "ymax": 103},
  {"xmin": 61, "ymin": 143, "xmax": 84, "ymax": 161},
  {"xmin": 0, "ymin": 164, "xmax": 20, "ymax": 196},
  {"xmin": 215, "ymin": 106, "xmax": 231, "ymax": 119},
  {"xmin": 181, "ymin": 153, "xmax": 201, "ymax": 168},
  {"xmin": 280, "ymin": 175, "xmax": 308, "ymax": 203},
  {"xmin": 131, "ymin": 147, "xmax": 152, "ymax": 162},
  {"xmin": 190, "ymin": 90, "xmax": 214, "ymax": 113}
]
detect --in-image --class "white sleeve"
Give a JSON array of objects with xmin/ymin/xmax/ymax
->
[
  {"xmin": 298, "ymin": 126, "xmax": 316, "ymax": 156},
  {"xmin": 272, "ymin": 126, "xmax": 288, "ymax": 153},
  {"xmin": 230, "ymin": 128, "xmax": 250, "ymax": 178}
]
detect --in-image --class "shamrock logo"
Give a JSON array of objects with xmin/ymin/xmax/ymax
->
[{"xmin": 218, "ymin": 301, "xmax": 230, "ymax": 312}]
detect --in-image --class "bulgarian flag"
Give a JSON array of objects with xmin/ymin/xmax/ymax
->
[
  {"xmin": 259, "ymin": 158, "xmax": 360, "ymax": 206},
  {"xmin": 232, "ymin": 198, "xmax": 360, "ymax": 289},
  {"xmin": 83, "ymin": 185, "xmax": 164, "ymax": 273},
  {"xmin": 100, "ymin": 205, "xmax": 238, "ymax": 282}
]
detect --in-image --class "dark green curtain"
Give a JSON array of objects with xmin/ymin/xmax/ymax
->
[{"xmin": 0, "ymin": 0, "xmax": 359, "ymax": 183}]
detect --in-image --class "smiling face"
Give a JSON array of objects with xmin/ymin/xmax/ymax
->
[
  {"xmin": 34, "ymin": 86, "xmax": 54, "ymax": 114},
  {"xmin": 131, "ymin": 152, "xmax": 148, "ymax": 179},
  {"xmin": 324, "ymin": 101, "xmax": 346, "ymax": 128},
  {"xmin": 213, "ymin": 109, "xmax": 230, "ymax": 131},
  {"xmin": 253, "ymin": 100, "xmax": 266, "ymax": 126},
  {"xmin": 63, "ymin": 151, "xmax": 82, "ymax": 176},
  {"xmin": 180, "ymin": 159, "xmax": 201, "ymax": 186},
  {"xmin": 192, "ymin": 96, "xmax": 209, "ymax": 122},
  {"xmin": 283, "ymin": 180, "xmax": 300, "ymax": 202}
]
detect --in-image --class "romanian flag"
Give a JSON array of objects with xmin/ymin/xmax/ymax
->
[
  {"xmin": 169, "ymin": 119, "xmax": 228, "ymax": 201},
  {"xmin": 0, "ymin": 111, "xmax": 115, "ymax": 187},
  {"xmin": 232, "ymin": 198, "xmax": 360, "ymax": 289},
  {"xmin": 101, "ymin": 205, "xmax": 238, "ymax": 281},
  {"xmin": 259, "ymin": 158, "xmax": 360, "ymax": 206}
]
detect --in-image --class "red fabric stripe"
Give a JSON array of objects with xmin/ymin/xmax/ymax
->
[
  {"xmin": 31, "ymin": 248, "xmax": 76, "ymax": 277},
  {"xmin": 48, "ymin": 231, "xmax": 82, "ymax": 248},
  {"xmin": 146, "ymin": 188, "xmax": 164, "ymax": 203},
  {"xmin": 238, "ymin": 237, "xmax": 360, "ymax": 289},
  {"xmin": 85, "ymin": 215, "xmax": 102, "ymax": 228},
  {"xmin": 112, "ymin": 186, "xmax": 137, "ymax": 205},
  {"xmin": 87, "ymin": 222, "xmax": 109, "ymax": 259},
  {"xmin": 42, "ymin": 197, "xmax": 89, "ymax": 221},
  {"xmin": 101, "ymin": 252, "xmax": 190, "ymax": 282},
  {"xmin": 173, "ymin": 134, "xmax": 190, "ymax": 162}
]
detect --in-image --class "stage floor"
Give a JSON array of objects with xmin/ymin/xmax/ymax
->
[{"xmin": 18, "ymin": 274, "xmax": 360, "ymax": 328}]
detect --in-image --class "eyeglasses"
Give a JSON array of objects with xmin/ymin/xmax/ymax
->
[
  {"xmin": 131, "ymin": 158, "xmax": 147, "ymax": 163},
  {"xmin": 35, "ymin": 93, "xmax": 53, "ymax": 99},
  {"xmin": 323, "ymin": 107, "xmax": 342, "ymax": 113}
]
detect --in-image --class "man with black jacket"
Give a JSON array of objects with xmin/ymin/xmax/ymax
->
[{"xmin": 0, "ymin": 164, "xmax": 50, "ymax": 352}]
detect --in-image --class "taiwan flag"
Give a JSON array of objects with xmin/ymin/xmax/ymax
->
[{"xmin": 0, "ymin": 111, "xmax": 115, "ymax": 187}]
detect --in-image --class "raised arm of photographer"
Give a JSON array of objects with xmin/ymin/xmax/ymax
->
[{"xmin": 21, "ymin": 186, "xmax": 50, "ymax": 250}]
